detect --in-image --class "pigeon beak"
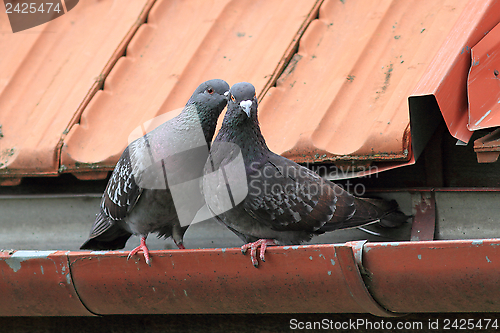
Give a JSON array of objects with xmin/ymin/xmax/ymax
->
[
  {"xmin": 240, "ymin": 100, "xmax": 252, "ymax": 117},
  {"xmin": 224, "ymin": 91, "xmax": 229, "ymax": 98}
]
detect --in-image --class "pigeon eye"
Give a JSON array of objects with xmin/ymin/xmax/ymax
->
[
  {"xmin": 231, "ymin": 95, "xmax": 236, "ymax": 102},
  {"xmin": 207, "ymin": 87, "xmax": 214, "ymax": 94}
]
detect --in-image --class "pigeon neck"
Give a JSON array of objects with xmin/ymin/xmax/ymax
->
[
  {"xmin": 219, "ymin": 116, "xmax": 270, "ymax": 159},
  {"xmin": 200, "ymin": 115, "xmax": 218, "ymax": 144},
  {"xmin": 183, "ymin": 103, "xmax": 218, "ymax": 144}
]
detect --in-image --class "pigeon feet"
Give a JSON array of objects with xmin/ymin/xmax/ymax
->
[
  {"xmin": 241, "ymin": 239, "xmax": 276, "ymax": 267},
  {"xmin": 174, "ymin": 240, "xmax": 186, "ymax": 250},
  {"xmin": 127, "ymin": 236, "xmax": 151, "ymax": 266}
]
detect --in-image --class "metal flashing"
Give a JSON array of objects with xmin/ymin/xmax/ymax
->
[
  {"xmin": 474, "ymin": 128, "xmax": 500, "ymax": 163},
  {"xmin": 364, "ymin": 239, "xmax": 500, "ymax": 313},
  {"xmin": 468, "ymin": 21, "xmax": 500, "ymax": 131},
  {"xmin": 410, "ymin": 0, "xmax": 500, "ymax": 144}
]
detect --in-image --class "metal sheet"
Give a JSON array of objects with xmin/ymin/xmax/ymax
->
[
  {"xmin": 2, "ymin": 0, "xmax": 499, "ymax": 182},
  {"xmin": 364, "ymin": 239, "xmax": 500, "ymax": 312},
  {"xmin": 69, "ymin": 246, "xmax": 362, "ymax": 315},
  {"xmin": 468, "ymin": 21, "xmax": 500, "ymax": 131},
  {"xmin": 8, "ymin": 190, "xmax": 500, "ymax": 250},
  {"xmin": 411, "ymin": 0, "xmax": 500, "ymax": 143},
  {"xmin": 0, "ymin": 250, "xmax": 92, "ymax": 316}
]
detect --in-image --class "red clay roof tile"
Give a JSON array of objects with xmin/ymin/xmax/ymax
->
[
  {"xmin": 0, "ymin": 0, "xmax": 153, "ymax": 181},
  {"xmin": 1, "ymin": 0, "xmax": 500, "ymax": 182},
  {"xmin": 61, "ymin": 0, "xmax": 320, "ymax": 178}
]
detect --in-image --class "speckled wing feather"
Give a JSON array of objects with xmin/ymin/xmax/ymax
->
[
  {"xmin": 82, "ymin": 146, "xmax": 142, "ymax": 246},
  {"xmin": 243, "ymin": 153, "xmax": 340, "ymax": 232},
  {"xmin": 243, "ymin": 154, "xmax": 402, "ymax": 235},
  {"xmin": 101, "ymin": 146, "xmax": 143, "ymax": 222}
]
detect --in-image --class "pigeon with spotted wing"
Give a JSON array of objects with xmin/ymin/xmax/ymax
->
[
  {"xmin": 203, "ymin": 82, "xmax": 408, "ymax": 267},
  {"xmin": 81, "ymin": 79, "xmax": 230, "ymax": 265}
]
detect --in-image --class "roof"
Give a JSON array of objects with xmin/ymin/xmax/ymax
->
[
  {"xmin": 2, "ymin": 0, "xmax": 499, "ymax": 183},
  {"xmin": 61, "ymin": 0, "xmax": 321, "ymax": 179},
  {"xmin": 0, "ymin": 0, "xmax": 155, "ymax": 183}
]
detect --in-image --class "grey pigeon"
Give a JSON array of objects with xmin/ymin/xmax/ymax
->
[
  {"xmin": 81, "ymin": 79, "xmax": 230, "ymax": 265},
  {"xmin": 203, "ymin": 82, "xmax": 408, "ymax": 267}
]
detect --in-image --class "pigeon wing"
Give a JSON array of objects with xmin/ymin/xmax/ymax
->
[
  {"xmin": 102, "ymin": 145, "xmax": 143, "ymax": 221},
  {"xmin": 243, "ymin": 153, "xmax": 342, "ymax": 232}
]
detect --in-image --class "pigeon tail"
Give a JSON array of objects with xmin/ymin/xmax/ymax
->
[
  {"xmin": 80, "ymin": 212, "xmax": 132, "ymax": 250},
  {"xmin": 356, "ymin": 197, "xmax": 410, "ymax": 228},
  {"xmin": 319, "ymin": 196, "xmax": 410, "ymax": 232}
]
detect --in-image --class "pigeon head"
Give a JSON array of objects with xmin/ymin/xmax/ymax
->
[
  {"xmin": 191, "ymin": 79, "xmax": 230, "ymax": 100},
  {"xmin": 215, "ymin": 82, "xmax": 269, "ymax": 155},
  {"xmin": 185, "ymin": 79, "xmax": 230, "ymax": 142},
  {"xmin": 227, "ymin": 82, "xmax": 258, "ymax": 121},
  {"xmin": 187, "ymin": 79, "xmax": 230, "ymax": 118}
]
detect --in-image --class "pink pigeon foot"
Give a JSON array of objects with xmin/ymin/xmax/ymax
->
[
  {"xmin": 174, "ymin": 240, "xmax": 185, "ymax": 249},
  {"xmin": 241, "ymin": 239, "xmax": 276, "ymax": 267},
  {"xmin": 127, "ymin": 236, "xmax": 151, "ymax": 266}
]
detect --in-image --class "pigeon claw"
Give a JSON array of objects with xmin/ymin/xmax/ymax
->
[
  {"xmin": 127, "ymin": 236, "xmax": 151, "ymax": 266},
  {"xmin": 174, "ymin": 240, "xmax": 186, "ymax": 250},
  {"xmin": 241, "ymin": 239, "xmax": 276, "ymax": 268}
]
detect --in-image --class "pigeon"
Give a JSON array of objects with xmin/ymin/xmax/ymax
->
[
  {"xmin": 203, "ymin": 82, "xmax": 409, "ymax": 267},
  {"xmin": 81, "ymin": 79, "xmax": 230, "ymax": 265}
]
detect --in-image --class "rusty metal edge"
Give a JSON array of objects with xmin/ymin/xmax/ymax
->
[
  {"xmin": 473, "ymin": 128, "xmax": 500, "ymax": 163},
  {"xmin": 335, "ymin": 242, "xmax": 405, "ymax": 318},
  {"xmin": 4, "ymin": 238, "xmax": 500, "ymax": 316},
  {"xmin": 0, "ymin": 250, "xmax": 95, "ymax": 316}
]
